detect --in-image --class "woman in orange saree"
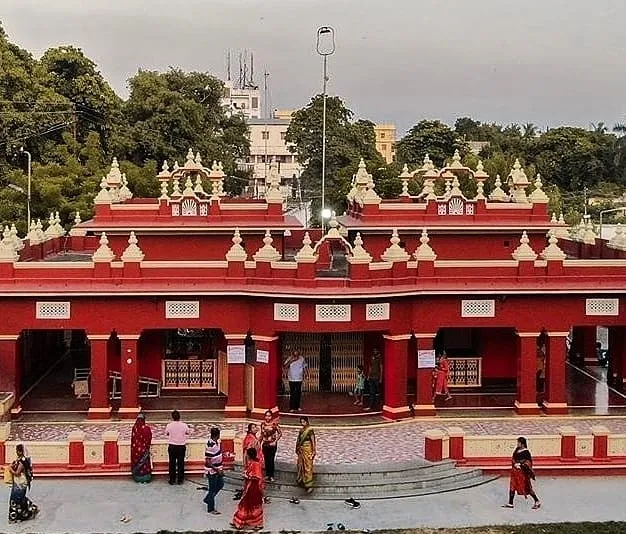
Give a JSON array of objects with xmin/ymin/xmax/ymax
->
[
  {"xmin": 433, "ymin": 352, "xmax": 452, "ymax": 401},
  {"xmin": 231, "ymin": 448, "xmax": 264, "ymax": 530}
]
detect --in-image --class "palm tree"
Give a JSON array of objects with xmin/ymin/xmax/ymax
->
[
  {"xmin": 614, "ymin": 123, "xmax": 626, "ymax": 136},
  {"xmin": 522, "ymin": 122, "xmax": 538, "ymax": 138},
  {"xmin": 591, "ymin": 122, "xmax": 608, "ymax": 134}
]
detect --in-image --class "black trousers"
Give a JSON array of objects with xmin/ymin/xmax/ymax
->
[
  {"xmin": 289, "ymin": 381, "xmax": 303, "ymax": 410},
  {"xmin": 168, "ymin": 444, "xmax": 186, "ymax": 484},
  {"xmin": 263, "ymin": 443, "xmax": 278, "ymax": 478}
]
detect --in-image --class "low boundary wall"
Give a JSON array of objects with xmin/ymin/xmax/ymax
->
[{"xmin": 424, "ymin": 425, "xmax": 626, "ymax": 475}]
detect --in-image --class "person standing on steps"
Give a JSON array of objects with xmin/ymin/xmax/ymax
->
[
  {"xmin": 295, "ymin": 416, "xmax": 316, "ymax": 494},
  {"xmin": 502, "ymin": 437, "xmax": 541, "ymax": 510},
  {"xmin": 364, "ymin": 348, "xmax": 382, "ymax": 411},
  {"xmin": 165, "ymin": 409, "xmax": 189, "ymax": 485},
  {"xmin": 284, "ymin": 350, "xmax": 307, "ymax": 413},
  {"xmin": 261, "ymin": 410, "xmax": 282, "ymax": 482}
]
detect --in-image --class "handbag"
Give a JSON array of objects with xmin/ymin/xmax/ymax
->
[{"xmin": 3, "ymin": 465, "xmax": 13, "ymax": 485}]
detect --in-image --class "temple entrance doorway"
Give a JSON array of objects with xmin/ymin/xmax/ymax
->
[
  {"xmin": 278, "ymin": 332, "xmax": 382, "ymax": 415},
  {"xmin": 18, "ymin": 329, "xmax": 90, "ymax": 414},
  {"xmin": 137, "ymin": 328, "xmax": 227, "ymax": 414}
]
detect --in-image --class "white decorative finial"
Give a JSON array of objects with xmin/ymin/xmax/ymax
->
[
  {"xmin": 225, "ymin": 228, "xmax": 248, "ymax": 262},
  {"xmin": 414, "ymin": 228, "xmax": 437, "ymax": 261},
  {"xmin": 74, "ymin": 211, "xmax": 81, "ymax": 225},
  {"xmin": 348, "ymin": 232, "xmax": 372, "ymax": 264},
  {"xmin": 182, "ymin": 177, "xmax": 195, "ymax": 196},
  {"xmin": 582, "ymin": 220, "xmax": 597, "ymax": 245},
  {"xmin": 253, "ymin": 229, "xmax": 281, "ymax": 262},
  {"xmin": 551, "ymin": 212, "xmax": 558, "ymax": 224},
  {"xmin": 529, "ymin": 173, "xmax": 549, "ymax": 203},
  {"xmin": 185, "ymin": 148, "xmax": 195, "ymax": 166},
  {"xmin": 195, "ymin": 151, "xmax": 202, "ymax": 166},
  {"xmin": 92, "ymin": 232, "xmax": 115, "ymax": 262},
  {"xmin": 381, "ymin": 228, "xmax": 410, "ymax": 262},
  {"xmin": 512, "ymin": 230, "xmax": 538, "ymax": 261},
  {"xmin": 541, "ymin": 229, "xmax": 566, "ymax": 260},
  {"xmin": 489, "ymin": 174, "xmax": 508, "ymax": 202},
  {"xmin": 94, "ymin": 176, "xmax": 112, "ymax": 204},
  {"xmin": 294, "ymin": 231, "xmax": 317, "ymax": 263},
  {"xmin": 159, "ymin": 181, "xmax": 169, "ymax": 200},
  {"xmin": 172, "ymin": 177, "xmax": 182, "ymax": 197},
  {"xmin": 121, "ymin": 231, "xmax": 145, "ymax": 262}
]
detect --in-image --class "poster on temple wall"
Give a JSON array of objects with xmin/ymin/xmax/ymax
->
[
  {"xmin": 227, "ymin": 345, "xmax": 246, "ymax": 364},
  {"xmin": 417, "ymin": 349, "xmax": 436, "ymax": 369},
  {"xmin": 256, "ymin": 349, "xmax": 269, "ymax": 364}
]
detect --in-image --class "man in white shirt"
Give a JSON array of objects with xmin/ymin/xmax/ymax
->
[{"xmin": 284, "ymin": 350, "xmax": 307, "ymax": 412}]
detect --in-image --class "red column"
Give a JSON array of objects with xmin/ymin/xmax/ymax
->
[
  {"xmin": 382, "ymin": 335, "xmax": 409, "ymax": 420},
  {"xmin": 225, "ymin": 337, "xmax": 247, "ymax": 418},
  {"xmin": 0, "ymin": 336, "xmax": 19, "ymax": 398},
  {"xmin": 544, "ymin": 333, "xmax": 569, "ymax": 415},
  {"xmin": 119, "ymin": 335, "xmax": 140, "ymax": 418},
  {"xmin": 87, "ymin": 335, "xmax": 111, "ymax": 419},
  {"xmin": 415, "ymin": 334, "xmax": 437, "ymax": 416},
  {"xmin": 515, "ymin": 333, "xmax": 541, "ymax": 415},
  {"xmin": 251, "ymin": 336, "xmax": 279, "ymax": 417}
]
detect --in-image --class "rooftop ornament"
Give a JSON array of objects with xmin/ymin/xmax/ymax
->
[
  {"xmin": 121, "ymin": 231, "xmax": 145, "ymax": 262},
  {"xmin": 554, "ymin": 213, "xmax": 569, "ymax": 239},
  {"xmin": 34, "ymin": 219, "xmax": 45, "ymax": 243},
  {"xmin": 528, "ymin": 173, "xmax": 549, "ymax": 203},
  {"xmin": 294, "ymin": 232, "xmax": 317, "ymax": 263},
  {"xmin": 10, "ymin": 224, "xmax": 24, "ymax": 251},
  {"xmin": 582, "ymin": 220, "xmax": 597, "ymax": 245},
  {"xmin": 54, "ymin": 212, "xmax": 65, "ymax": 236},
  {"xmin": 381, "ymin": 228, "xmax": 410, "ymax": 262},
  {"xmin": 92, "ymin": 232, "xmax": 115, "ymax": 262},
  {"xmin": 489, "ymin": 174, "xmax": 508, "ymax": 202},
  {"xmin": 609, "ymin": 224, "xmax": 626, "ymax": 251},
  {"xmin": 413, "ymin": 228, "xmax": 437, "ymax": 261},
  {"xmin": 540, "ymin": 229, "xmax": 566, "ymax": 260},
  {"xmin": 0, "ymin": 231, "xmax": 18, "ymax": 262},
  {"xmin": 349, "ymin": 232, "xmax": 372, "ymax": 264},
  {"xmin": 157, "ymin": 160, "xmax": 171, "ymax": 186},
  {"xmin": 74, "ymin": 211, "xmax": 82, "ymax": 225},
  {"xmin": 399, "ymin": 164, "xmax": 411, "ymax": 197},
  {"xmin": 26, "ymin": 221, "xmax": 39, "ymax": 245},
  {"xmin": 159, "ymin": 181, "xmax": 170, "ymax": 200},
  {"xmin": 511, "ymin": 230, "xmax": 538, "ymax": 261},
  {"xmin": 253, "ymin": 229, "xmax": 281, "ymax": 262},
  {"xmin": 225, "ymin": 227, "xmax": 248, "ymax": 262},
  {"xmin": 119, "ymin": 173, "xmax": 133, "ymax": 201},
  {"xmin": 326, "ymin": 212, "xmax": 342, "ymax": 239},
  {"xmin": 265, "ymin": 157, "xmax": 284, "ymax": 204},
  {"xmin": 94, "ymin": 176, "xmax": 112, "ymax": 205},
  {"xmin": 507, "ymin": 159, "xmax": 530, "ymax": 203}
]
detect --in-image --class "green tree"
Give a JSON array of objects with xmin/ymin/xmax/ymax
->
[
  {"xmin": 396, "ymin": 120, "xmax": 467, "ymax": 168},
  {"xmin": 286, "ymin": 95, "xmax": 384, "ymax": 221}
]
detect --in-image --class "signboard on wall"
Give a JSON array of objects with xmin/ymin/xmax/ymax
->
[
  {"xmin": 256, "ymin": 349, "xmax": 269, "ymax": 364},
  {"xmin": 417, "ymin": 349, "xmax": 436, "ymax": 369},
  {"xmin": 227, "ymin": 345, "xmax": 246, "ymax": 364}
]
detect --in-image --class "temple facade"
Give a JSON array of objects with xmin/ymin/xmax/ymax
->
[{"xmin": 1, "ymin": 148, "xmax": 625, "ymax": 421}]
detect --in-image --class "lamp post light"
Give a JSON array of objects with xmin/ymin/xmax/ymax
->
[
  {"xmin": 20, "ymin": 147, "xmax": 32, "ymax": 230},
  {"xmin": 316, "ymin": 26, "xmax": 335, "ymax": 231}
]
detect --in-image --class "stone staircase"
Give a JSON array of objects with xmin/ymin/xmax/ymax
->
[{"xmin": 223, "ymin": 459, "xmax": 499, "ymax": 500}]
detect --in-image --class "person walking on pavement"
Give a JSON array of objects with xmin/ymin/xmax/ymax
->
[
  {"xmin": 165, "ymin": 409, "xmax": 189, "ymax": 485},
  {"xmin": 365, "ymin": 348, "xmax": 382, "ymax": 411},
  {"xmin": 203, "ymin": 427, "xmax": 225, "ymax": 515},
  {"xmin": 284, "ymin": 350, "xmax": 307, "ymax": 412}
]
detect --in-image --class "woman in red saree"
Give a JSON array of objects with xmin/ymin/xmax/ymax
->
[
  {"xmin": 130, "ymin": 413, "xmax": 152, "ymax": 483},
  {"xmin": 231, "ymin": 448, "xmax": 264, "ymax": 530},
  {"xmin": 433, "ymin": 352, "xmax": 452, "ymax": 401},
  {"xmin": 503, "ymin": 437, "xmax": 541, "ymax": 509}
]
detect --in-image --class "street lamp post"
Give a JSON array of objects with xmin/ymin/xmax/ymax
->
[
  {"xmin": 316, "ymin": 26, "xmax": 335, "ymax": 231},
  {"xmin": 20, "ymin": 147, "xmax": 32, "ymax": 230}
]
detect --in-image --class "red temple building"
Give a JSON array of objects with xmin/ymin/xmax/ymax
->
[{"xmin": 1, "ymin": 148, "xmax": 625, "ymax": 421}]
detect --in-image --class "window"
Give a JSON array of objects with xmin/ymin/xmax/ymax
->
[
  {"xmin": 280, "ymin": 132, "xmax": 286, "ymax": 140},
  {"xmin": 262, "ymin": 131, "xmax": 269, "ymax": 140},
  {"xmin": 381, "ymin": 144, "xmax": 387, "ymax": 150},
  {"xmin": 241, "ymin": 102, "xmax": 246, "ymax": 109},
  {"xmin": 380, "ymin": 132, "xmax": 386, "ymax": 139},
  {"xmin": 251, "ymin": 97, "xmax": 258, "ymax": 109}
]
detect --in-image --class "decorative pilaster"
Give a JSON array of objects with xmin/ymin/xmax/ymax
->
[{"xmin": 515, "ymin": 333, "xmax": 541, "ymax": 415}]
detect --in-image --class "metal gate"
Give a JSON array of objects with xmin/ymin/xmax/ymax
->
[{"xmin": 281, "ymin": 332, "xmax": 364, "ymax": 393}]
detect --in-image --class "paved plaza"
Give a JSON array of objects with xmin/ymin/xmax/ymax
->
[
  {"xmin": 9, "ymin": 416, "xmax": 626, "ymax": 465},
  {"xmin": 1, "ymin": 476, "xmax": 626, "ymax": 532}
]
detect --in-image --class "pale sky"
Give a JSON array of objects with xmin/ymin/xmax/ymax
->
[{"xmin": 2, "ymin": 0, "xmax": 626, "ymax": 134}]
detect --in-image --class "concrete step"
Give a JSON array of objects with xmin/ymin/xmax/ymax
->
[{"xmin": 223, "ymin": 460, "xmax": 499, "ymax": 500}]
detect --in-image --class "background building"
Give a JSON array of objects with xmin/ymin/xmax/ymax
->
[
  {"xmin": 221, "ymin": 80, "xmax": 261, "ymax": 119},
  {"xmin": 374, "ymin": 124, "xmax": 396, "ymax": 163}
]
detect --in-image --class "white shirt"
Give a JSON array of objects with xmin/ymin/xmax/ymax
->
[{"xmin": 288, "ymin": 357, "xmax": 307, "ymax": 382}]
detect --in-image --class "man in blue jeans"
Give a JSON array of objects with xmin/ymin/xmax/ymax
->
[{"xmin": 203, "ymin": 427, "xmax": 224, "ymax": 515}]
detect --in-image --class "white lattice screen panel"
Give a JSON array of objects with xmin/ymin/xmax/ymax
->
[
  {"xmin": 274, "ymin": 303, "xmax": 299, "ymax": 322},
  {"xmin": 165, "ymin": 301, "xmax": 200, "ymax": 319},
  {"xmin": 586, "ymin": 298, "xmax": 619, "ymax": 316},
  {"xmin": 316, "ymin": 304, "xmax": 351, "ymax": 322},
  {"xmin": 36, "ymin": 301, "xmax": 70, "ymax": 319},
  {"xmin": 461, "ymin": 300, "xmax": 495, "ymax": 318},
  {"xmin": 366, "ymin": 302, "xmax": 390, "ymax": 321}
]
